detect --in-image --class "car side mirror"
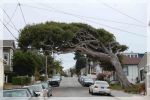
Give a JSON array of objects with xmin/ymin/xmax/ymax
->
[{"xmin": 34, "ymin": 92, "xmax": 40, "ymax": 97}]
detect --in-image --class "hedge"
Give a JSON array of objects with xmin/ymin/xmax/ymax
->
[
  {"xmin": 12, "ymin": 76, "xmax": 31, "ymax": 85},
  {"xmin": 39, "ymin": 76, "xmax": 45, "ymax": 81}
]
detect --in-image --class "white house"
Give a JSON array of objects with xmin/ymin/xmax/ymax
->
[
  {"xmin": 137, "ymin": 52, "xmax": 150, "ymax": 96},
  {"xmin": 122, "ymin": 53, "xmax": 144, "ymax": 84},
  {"xmin": 2, "ymin": 40, "xmax": 15, "ymax": 83}
]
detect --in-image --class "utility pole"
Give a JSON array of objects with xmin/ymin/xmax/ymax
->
[
  {"xmin": 40, "ymin": 41, "xmax": 54, "ymax": 81},
  {"xmin": 45, "ymin": 55, "xmax": 48, "ymax": 80}
]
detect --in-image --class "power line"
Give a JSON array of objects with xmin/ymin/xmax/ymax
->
[
  {"xmin": 21, "ymin": 4, "xmax": 146, "ymax": 37},
  {"xmin": 3, "ymin": 9, "xmax": 20, "ymax": 33},
  {"xmin": 39, "ymin": 4, "xmax": 146, "ymax": 28},
  {"xmin": 3, "ymin": 18, "xmax": 19, "ymax": 33},
  {"xmin": 18, "ymin": 2, "xmax": 27, "ymax": 25},
  {"xmin": 6, "ymin": 4, "xmax": 18, "ymax": 25},
  {"xmin": 102, "ymin": 2, "xmax": 145, "ymax": 24},
  {"xmin": 0, "ymin": 19, "xmax": 18, "ymax": 40}
]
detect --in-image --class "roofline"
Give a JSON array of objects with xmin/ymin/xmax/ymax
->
[{"xmin": 2, "ymin": 46, "xmax": 15, "ymax": 50}]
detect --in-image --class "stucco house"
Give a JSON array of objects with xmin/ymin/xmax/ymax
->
[
  {"xmin": 138, "ymin": 52, "xmax": 150, "ymax": 96},
  {"xmin": 121, "ymin": 53, "xmax": 144, "ymax": 84},
  {"xmin": 2, "ymin": 40, "xmax": 15, "ymax": 83}
]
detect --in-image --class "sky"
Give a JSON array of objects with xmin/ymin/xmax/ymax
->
[{"xmin": 0, "ymin": 0, "xmax": 149, "ymax": 70}]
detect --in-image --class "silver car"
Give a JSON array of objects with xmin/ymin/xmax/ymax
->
[
  {"xmin": 3, "ymin": 88, "xmax": 32, "ymax": 100},
  {"xmin": 41, "ymin": 82, "xmax": 52, "ymax": 97},
  {"xmin": 30, "ymin": 84, "xmax": 48, "ymax": 97}
]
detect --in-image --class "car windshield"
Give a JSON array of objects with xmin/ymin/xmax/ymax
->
[
  {"xmin": 85, "ymin": 78, "xmax": 93, "ymax": 81},
  {"xmin": 95, "ymin": 81, "xmax": 109, "ymax": 85},
  {"xmin": 42, "ymin": 82, "xmax": 48, "ymax": 88},
  {"xmin": 4, "ymin": 90, "xmax": 28, "ymax": 97},
  {"xmin": 52, "ymin": 77, "xmax": 60, "ymax": 80},
  {"xmin": 30, "ymin": 85, "xmax": 42, "ymax": 92}
]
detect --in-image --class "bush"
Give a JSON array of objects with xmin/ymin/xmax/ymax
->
[
  {"xmin": 39, "ymin": 76, "xmax": 45, "ymax": 81},
  {"xmin": 124, "ymin": 85, "xmax": 139, "ymax": 94},
  {"xmin": 110, "ymin": 83, "xmax": 123, "ymax": 90},
  {"xmin": 12, "ymin": 76, "xmax": 31, "ymax": 85}
]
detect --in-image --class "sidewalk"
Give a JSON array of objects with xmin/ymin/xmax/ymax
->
[
  {"xmin": 111, "ymin": 90, "xmax": 143, "ymax": 97},
  {"xmin": 111, "ymin": 90, "xmax": 149, "ymax": 100}
]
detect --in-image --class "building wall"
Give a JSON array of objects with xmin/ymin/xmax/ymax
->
[
  {"xmin": 147, "ymin": 53, "xmax": 150, "ymax": 96},
  {"xmin": 123, "ymin": 65, "xmax": 138, "ymax": 84}
]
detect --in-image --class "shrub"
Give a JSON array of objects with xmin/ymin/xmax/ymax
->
[
  {"xmin": 124, "ymin": 85, "xmax": 139, "ymax": 94},
  {"xmin": 12, "ymin": 76, "xmax": 31, "ymax": 85},
  {"xmin": 110, "ymin": 83, "xmax": 123, "ymax": 90},
  {"xmin": 39, "ymin": 76, "xmax": 45, "ymax": 81}
]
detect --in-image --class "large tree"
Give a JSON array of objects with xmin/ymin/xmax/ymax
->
[{"xmin": 18, "ymin": 21, "xmax": 131, "ymax": 88}]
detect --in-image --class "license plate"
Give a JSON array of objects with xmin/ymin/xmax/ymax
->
[{"xmin": 101, "ymin": 87, "xmax": 104, "ymax": 89}]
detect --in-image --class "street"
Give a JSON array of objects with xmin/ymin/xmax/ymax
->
[{"xmin": 52, "ymin": 77, "xmax": 112, "ymax": 97}]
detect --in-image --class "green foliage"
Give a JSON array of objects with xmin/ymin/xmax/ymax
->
[
  {"xmin": 13, "ymin": 50, "xmax": 44, "ymax": 76},
  {"xmin": 124, "ymin": 85, "xmax": 139, "ymax": 94},
  {"xmin": 110, "ymin": 83, "xmax": 123, "ymax": 90},
  {"xmin": 39, "ymin": 76, "xmax": 45, "ymax": 82},
  {"xmin": 96, "ymin": 28, "xmax": 115, "ymax": 44},
  {"xmin": 74, "ymin": 51, "xmax": 86, "ymax": 75},
  {"xmin": 12, "ymin": 76, "xmax": 31, "ymax": 85}
]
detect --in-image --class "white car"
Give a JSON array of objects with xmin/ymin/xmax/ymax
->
[{"xmin": 89, "ymin": 81, "xmax": 111, "ymax": 95}]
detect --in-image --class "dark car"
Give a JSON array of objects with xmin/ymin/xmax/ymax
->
[
  {"xmin": 3, "ymin": 88, "xmax": 32, "ymax": 98},
  {"xmin": 82, "ymin": 77, "xmax": 94, "ymax": 87},
  {"xmin": 41, "ymin": 82, "xmax": 52, "ymax": 97},
  {"xmin": 49, "ymin": 77, "xmax": 60, "ymax": 87}
]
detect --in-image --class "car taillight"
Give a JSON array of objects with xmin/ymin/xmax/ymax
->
[{"xmin": 94, "ymin": 86, "xmax": 98, "ymax": 88}]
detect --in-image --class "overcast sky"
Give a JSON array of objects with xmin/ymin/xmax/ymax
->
[{"xmin": 1, "ymin": 0, "xmax": 149, "ymax": 70}]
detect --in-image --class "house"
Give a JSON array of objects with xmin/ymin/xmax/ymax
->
[
  {"xmin": 147, "ymin": 54, "xmax": 150, "ymax": 96},
  {"xmin": 122, "ymin": 53, "xmax": 144, "ymax": 84},
  {"xmin": 80, "ymin": 61, "xmax": 100, "ymax": 79},
  {"xmin": 2, "ymin": 40, "xmax": 15, "ymax": 83},
  {"xmin": 138, "ymin": 52, "xmax": 150, "ymax": 96}
]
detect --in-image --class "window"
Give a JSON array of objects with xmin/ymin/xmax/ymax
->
[
  {"xmin": 123, "ymin": 66, "xmax": 128, "ymax": 76},
  {"xmin": 140, "ymin": 69, "xmax": 145, "ymax": 81},
  {"xmin": 3, "ymin": 53, "xmax": 9, "ymax": 65}
]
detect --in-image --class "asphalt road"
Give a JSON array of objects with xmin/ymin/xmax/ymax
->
[{"xmin": 52, "ymin": 77, "xmax": 112, "ymax": 97}]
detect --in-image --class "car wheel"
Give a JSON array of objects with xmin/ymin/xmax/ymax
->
[
  {"xmin": 89, "ymin": 89, "xmax": 91, "ymax": 94},
  {"xmin": 107, "ymin": 93, "xmax": 111, "ymax": 96},
  {"xmin": 91, "ymin": 90, "xmax": 94, "ymax": 95}
]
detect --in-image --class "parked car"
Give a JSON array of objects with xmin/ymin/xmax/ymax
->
[
  {"xmin": 89, "ymin": 81, "xmax": 111, "ymax": 95},
  {"xmin": 23, "ymin": 86, "xmax": 38, "ymax": 97},
  {"xmin": 82, "ymin": 77, "xmax": 94, "ymax": 87},
  {"xmin": 3, "ymin": 88, "xmax": 33, "ymax": 98},
  {"xmin": 52, "ymin": 75, "xmax": 61, "ymax": 82},
  {"xmin": 49, "ymin": 77, "xmax": 60, "ymax": 87},
  {"xmin": 80, "ymin": 76, "xmax": 89, "ymax": 85},
  {"xmin": 30, "ymin": 83, "xmax": 48, "ymax": 97},
  {"xmin": 41, "ymin": 82, "xmax": 52, "ymax": 97},
  {"xmin": 78, "ymin": 75, "xmax": 85, "ymax": 83}
]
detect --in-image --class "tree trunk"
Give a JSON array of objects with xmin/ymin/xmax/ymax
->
[
  {"xmin": 75, "ymin": 47, "xmax": 131, "ymax": 88},
  {"xmin": 109, "ymin": 53, "xmax": 131, "ymax": 88}
]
